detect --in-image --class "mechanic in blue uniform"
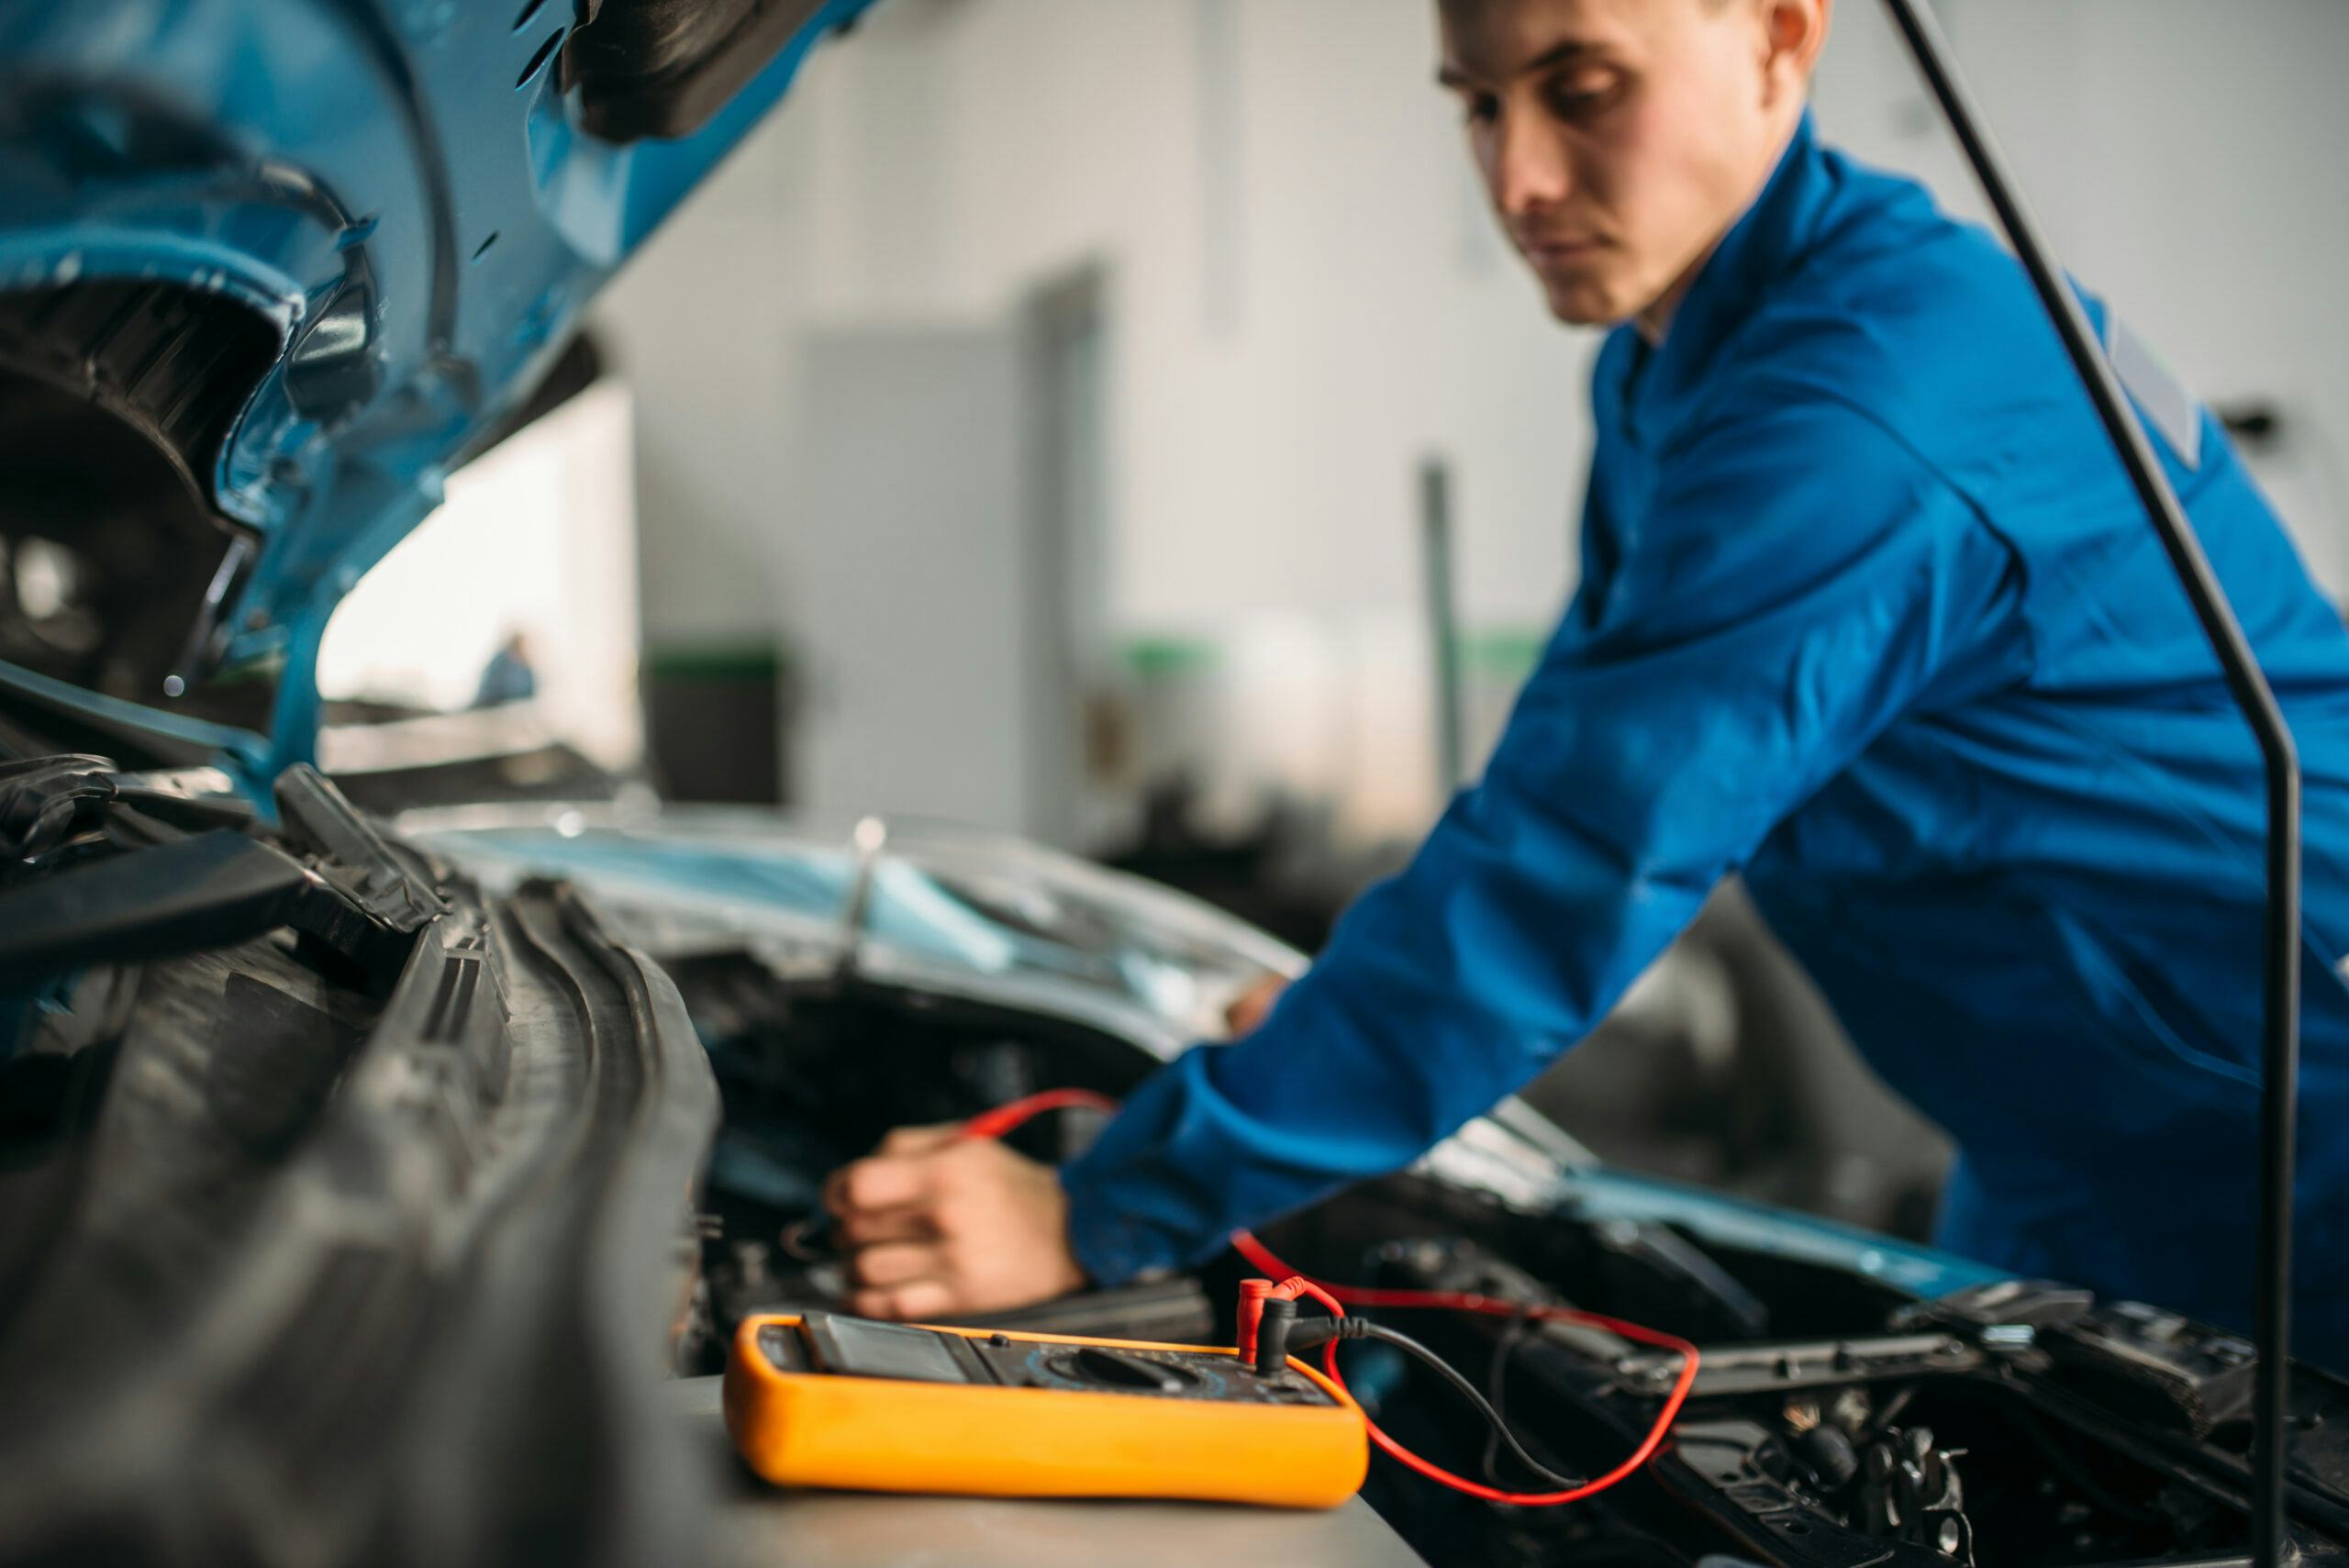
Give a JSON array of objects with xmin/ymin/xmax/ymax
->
[{"xmin": 826, "ymin": 0, "xmax": 2349, "ymax": 1360}]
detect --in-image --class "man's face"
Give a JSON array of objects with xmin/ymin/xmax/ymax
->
[{"xmin": 1440, "ymin": 0, "xmax": 1802, "ymax": 328}]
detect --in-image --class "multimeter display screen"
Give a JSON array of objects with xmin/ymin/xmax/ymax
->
[{"xmin": 813, "ymin": 1318, "xmax": 978, "ymax": 1385}]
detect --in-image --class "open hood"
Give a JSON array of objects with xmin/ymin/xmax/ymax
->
[{"xmin": 0, "ymin": 0, "xmax": 878, "ymax": 778}]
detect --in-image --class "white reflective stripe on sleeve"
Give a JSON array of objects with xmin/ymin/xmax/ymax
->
[{"xmin": 2105, "ymin": 310, "xmax": 2203, "ymax": 473}]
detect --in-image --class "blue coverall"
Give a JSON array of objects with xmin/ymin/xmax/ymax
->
[{"xmin": 1063, "ymin": 113, "xmax": 2349, "ymax": 1361}]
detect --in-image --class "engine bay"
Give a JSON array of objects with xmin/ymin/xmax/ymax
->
[{"xmin": 7, "ymin": 760, "xmax": 2348, "ymax": 1568}]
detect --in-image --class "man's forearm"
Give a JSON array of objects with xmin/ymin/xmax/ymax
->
[{"xmin": 1056, "ymin": 791, "xmax": 1690, "ymax": 1282}]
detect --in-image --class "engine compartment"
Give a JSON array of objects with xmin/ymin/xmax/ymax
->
[{"xmin": 666, "ymin": 947, "xmax": 2349, "ymax": 1568}]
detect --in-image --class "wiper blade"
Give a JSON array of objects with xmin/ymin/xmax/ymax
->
[{"xmin": 0, "ymin": 829, "xmax": 310, "ymax": 989}]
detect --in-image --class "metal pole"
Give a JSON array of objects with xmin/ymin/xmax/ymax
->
[
  {"xmin": 1876, "ymin": 4, "xmax": 2301, "ymax": 1562},
  {"xmin": 1421, "ymin": 457, "xmax": 1466, "ymax": 795}
]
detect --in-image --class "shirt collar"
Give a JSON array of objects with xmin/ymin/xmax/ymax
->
[{"xmin": 1627, "ymin": 109, "xmax": 1834, "ymax": 437}]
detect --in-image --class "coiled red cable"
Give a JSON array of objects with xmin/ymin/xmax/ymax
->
[
  {"xmin": 958, "ymin": 1091, "xmax": 1701, "ymax": 1508},
  {"xmin": 1230, "ymin": 1231, "xmax": 1698, "ymax": 1506}
]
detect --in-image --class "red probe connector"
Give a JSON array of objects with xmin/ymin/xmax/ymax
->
[
  {"xmin": 1236, "ymin": 1275, "xmax": 1319, "ymax": 1374},
  {"xmin": 1237, "ymin": 1278, "xmax": 1276, "ymax": 1362}
]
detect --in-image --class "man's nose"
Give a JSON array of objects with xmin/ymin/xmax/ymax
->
[{"xmin": 1492, "ymin": 114, "xmax": 1571, "ymax": 217}]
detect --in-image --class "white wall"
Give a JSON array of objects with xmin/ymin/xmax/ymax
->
[
  {"xmin": 593, "ymin": 113, "xmax": 823, "ymax": 648},
  {"xmin": 318, "ymin": 381, "xmax": 642, "ymax": 769},
  {"xmin": 1812, "ymin": 0, "xmax": 2349, "ymax": 595},
  {"xmin": 791, "ymin": 325, "xmax": 1037, "ymax": 832},
  {"xmin": 593, "ymin": 0, "xmax": 2349, "ymax": 837}
]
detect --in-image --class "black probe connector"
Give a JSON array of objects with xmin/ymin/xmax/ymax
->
[{"xmin": 1268, "ymin": 1311, "xmax": 1370, "ymax": 1365}]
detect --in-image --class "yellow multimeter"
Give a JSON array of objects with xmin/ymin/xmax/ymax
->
[{"xmin": 723, "ymin": 1311, "xmax": 1369, "ymax": 1508}]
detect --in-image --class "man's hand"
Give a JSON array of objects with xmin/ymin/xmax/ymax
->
[
  {"xmin": 825, "ymin": 1124, "xmax": 1087, "ymax": 1319},
  {"xmin": 1226, "ymin": 973, "xmax": 1290, "ymax": 1036}
]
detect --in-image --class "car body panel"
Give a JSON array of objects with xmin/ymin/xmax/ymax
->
[{"xmin": 0, "ymin": 0, "xmax": 878, "ymax": 772}]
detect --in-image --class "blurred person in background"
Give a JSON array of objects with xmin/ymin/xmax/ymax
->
[{"xmin": 473, "ymin": 628, "xmax": 539, "ymax": 708}]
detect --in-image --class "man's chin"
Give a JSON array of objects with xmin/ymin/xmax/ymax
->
[{"xmin": 1539, "ymin": 275, "xmax": 1639, "ymax": 328}]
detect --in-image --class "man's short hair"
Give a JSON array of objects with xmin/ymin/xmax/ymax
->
[{"xmin": 1439, "ymin": 0, "xmax": 1741, "ymax": 16}]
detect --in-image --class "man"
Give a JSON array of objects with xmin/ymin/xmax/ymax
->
[{"xmin": 826, "ymin": 0, "xmax": 2349, "ymax": 1358}]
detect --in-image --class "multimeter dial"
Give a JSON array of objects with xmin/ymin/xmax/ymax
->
[
  {"xmin": 1008, "ymin": 1340, "xmax": 1240, "ymax": 1400},
  {"xmin": 767, "ymin": 1315, "xmax": 1338, "ymax": 1407},
  {"xmin": 976, "ymin": 1332, "xmax": 1330, "ymax": 1405}
]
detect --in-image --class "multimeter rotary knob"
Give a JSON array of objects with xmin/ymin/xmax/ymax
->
[{"xmin": 1048, "ymin": 1346, "xmax": 1204, "ymax": 1394}]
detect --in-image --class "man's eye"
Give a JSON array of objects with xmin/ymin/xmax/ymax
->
[
  {"xmin": 1463, "ymin": 94, "xmax": 1500, "ymax": 127},
  {"xmin": 1545, "ymin": 75, "xmax": 1621, "ymax": 121}
]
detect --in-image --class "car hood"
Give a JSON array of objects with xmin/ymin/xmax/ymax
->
[
  {"xmin": 401, "ymin": 801, "xmax": 1314, "ymax": 1059},
  {"xmin": 0, "ymin": 0, "xmax": 876, "ymax": 773}
]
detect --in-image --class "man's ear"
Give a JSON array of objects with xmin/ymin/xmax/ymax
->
[{"xmin": 1761, "ymin": 0, "xmax": 1832, "ymax": 106}]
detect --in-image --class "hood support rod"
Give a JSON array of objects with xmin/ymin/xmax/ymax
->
[{"xmin": 1878, "ymin": 3, "xmax": 2302, "ymax": 1562}]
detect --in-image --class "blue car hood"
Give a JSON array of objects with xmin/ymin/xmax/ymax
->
[{"xmin": 0, "ymin": 0, "xmax": 876, "ymax": 776}]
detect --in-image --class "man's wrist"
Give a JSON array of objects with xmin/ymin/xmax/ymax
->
[{"xmin": 1057, "ymin": 1162, "xmax": 1172, "ymax": 1289}]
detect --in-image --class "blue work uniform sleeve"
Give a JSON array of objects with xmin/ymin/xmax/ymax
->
[{"xmin": 1061, "ymin": 384, "xmax": 2023, "ymax": 1285}]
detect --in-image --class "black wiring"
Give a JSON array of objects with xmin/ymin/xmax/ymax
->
[
  {"xmin": 1993, "ymin": 1405, "xmax": 2167, "ymax": 1528},
  {"xmin": 1353, "ymin": 1320, "xmax": 1587, "ymax": 1493},
  {"xmin": 1874, "ymin": 1383, "xmax": 1918, "ymax": 1430},
  {"xmin": 1482, "ymin": 1313, "xmax": 1534, "ymax": 1487}
]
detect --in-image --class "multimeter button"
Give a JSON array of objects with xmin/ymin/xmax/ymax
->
[{"xmin": 1067, "ymin": 1346, "xmax": 1197, "ymax": 1393}]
